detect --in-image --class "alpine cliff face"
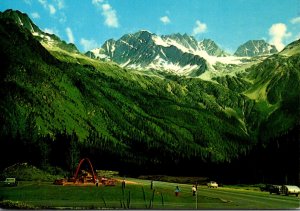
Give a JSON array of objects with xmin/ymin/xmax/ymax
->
[
  {"xmin": 199, "ymin": 38, "xmax": 229, "ymax": 57},
  {"xmin": 87, "ymin": 30, "xmax": 213, "ymax": 76},
  {"xmin": 234, "ymin": 40, "xmax": 278, "ymax": 57}
]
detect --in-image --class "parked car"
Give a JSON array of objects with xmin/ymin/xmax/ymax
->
[
  {"xmin": 259, "ymin": 184, "xmax": 272, "ymax": 192},
  {"xmin": 281, "ymin": 185, "xmax": 300, "ymax": 197},
  {"xmin": 53, "ymin": 178, "xmax": 66, "ymax": 185},
  {"xmin": 269, "ymin": 185, "xmax": 281, "ymax": 195},
  {"xmin": 207, "ymin": 181, "xmax": 218, "ymax": 188},
  {"xmin": 4, "ymin": 178, "xmax": 18, "ymax": 186}
]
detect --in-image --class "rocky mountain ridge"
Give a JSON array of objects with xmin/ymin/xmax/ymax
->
[
  {"xmin": 0, "ymin": 9, "xmax": 79, "ymax": 54},
  {"xmin": 1, "ymin": 9, "xmax": 278, "ymax": 78},
  {"xmin": 86, "ymin": 31, "xmax": 278, "ymax": 77},
  {"xmin": 234, "ymin": 40, "xmax": 278, "ymax": 57}
]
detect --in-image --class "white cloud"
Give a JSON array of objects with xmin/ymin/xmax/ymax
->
[
  {"xmin": 59, "ymin": 13, "xmax": 67, "ymax": 23},
  {"xmin": 192, "ymin": 20, "xmax": 207, "ymax": 35},
  {"xmin": 44, "ymin": 28, "xmax": 55, "ymax": 34},
  {"xmin": 38, "ymin": 0, "xmax": 57, "ymax": 15},
  {"xmin": 92, "ymin": 0, "xmax": 119, "ymax": 28},
  {"xmin": 291, "ymin": 16, "xmax": 300, "ymax": 24},
  {"xmin": 101, "ymin": 3, "xmax": 119, "ymax": 28},
  {"xmin": 92, "ymin": 0, "xmax": 104, "ymax": 5},
  {"xmin": 44, "ymin": 27, "xmax": 59, "ymax": 35},
  {"xmin": 38, "ymin": 0, "xmax": 47, "ymax": 8},
  {"xmin": 102, "ymin": 3, "xmax": 111, "ymax": 10},
  {"xmin": 54, "ymin": 0, "xmax": 65, "ymax": 10},
  {"xmin": 31, "ymin": 12, "xmax": 40, "ymax": 19},
  {"xmin": 49, "ymin": 4, "xmax": 56, "ymax": 14},
  {"xmin": 80, "ymin": 38, "xmax": 100, "ymax": 52},
  {"xmin": 269, "ymin": 23, "xmax": 292, "ymax": 51},
  {"xmin": 160, "ymin": 16, "xmax": 170, "ymax": 25},
  {"xmin": 66, "ymin": 27, "xmax": 75, "ymax": 43}
]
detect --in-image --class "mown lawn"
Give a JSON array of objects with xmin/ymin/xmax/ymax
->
[
  {"xmin": 0, "ymin": 180, "xmax": 205, "ymax": 209},
  {"xmin": 0, "ymin": 179, "xmax": 299, "ymax": 209}
]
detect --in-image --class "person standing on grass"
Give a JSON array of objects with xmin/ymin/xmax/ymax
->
[
  {"xmin": 175, "ymin": 186, "xmax": 181, "ymax": 196},
  {"xmin": 192, "ymin": 185, "xmax": 197, "ymax": 196},
  {"xmin": 150, "ymin": 180, "xmax": 153, "ymax": 190}
]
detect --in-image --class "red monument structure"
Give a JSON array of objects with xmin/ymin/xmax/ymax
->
[
  {"xmin": 53, "ymin": 158, "xmax": 116, "ymax": 186},
  {"xmin": 71, "ymin": 157, "xmax": 97, "ymax": 184}
]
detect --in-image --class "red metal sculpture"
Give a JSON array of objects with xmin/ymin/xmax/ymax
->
[
  {"xmin": 53, "ymin": 158, "xmax": 118, "ymax": 186},
  {"xmin": 73, "ymin": 158, "xmax": 97, "ymax": 183}
]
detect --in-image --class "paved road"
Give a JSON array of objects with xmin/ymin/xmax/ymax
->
[
  {"xmin": 136, "ymin": 180, "xmax": 299, "ymax": 209},
  {"xmin": 198, "ymin": 186, "xmax": 300, "ymax": 209}
]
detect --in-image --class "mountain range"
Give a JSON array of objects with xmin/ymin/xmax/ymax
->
[
  {"xmin": 1, "ymin": 10, "xmax": 278, "ymax": 78},
  {"xmin": 0, "ymin": 9, "xmax": 299, "ymax": 183},
  {"xmin": 86, "ymin": 30, "xmax": 277, "ymax": 77}
]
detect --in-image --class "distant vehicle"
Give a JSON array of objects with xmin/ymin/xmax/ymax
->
[
  {"xmin": 53, "ymin": 178, "xmax": 66, "ymax": 185},
  {"xmin": 269, "ymin": 185, "xmax": 281, "ymax": 195},
  {"xmin": 4, "ymin": 178, "xmax": 18, "ymax": 186},
  {"xmin": 207, "ymin": 181, "xmax": 218, "ymax": 188},
  {"xmin": 281, "ymin": 185, "xmax": 300, "ymax": 197},
  {"xmin": 260, "ymin": 184, "xmax": 272, "ymax": 192}
]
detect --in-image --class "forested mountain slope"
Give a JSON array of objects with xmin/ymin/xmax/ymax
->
[{"xmin": 0, "ymin": 10, "xmax": 299, "ymax": 183}]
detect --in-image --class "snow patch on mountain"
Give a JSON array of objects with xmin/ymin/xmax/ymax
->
[
  {"xmin": 152, "ymin": 36, "xmax": 169, "ymax": 47},
  {"xmin": 152, "ymin": 34, "xmax": 244, "ymax": 68},
  {"xmin": 90, "ymin": 48, "xmax": 109, "ymax": 59}
]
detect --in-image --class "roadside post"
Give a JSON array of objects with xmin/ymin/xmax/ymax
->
[{"xmin": 196, "ymin": 188, "xmax": 198, "ymax": 209}]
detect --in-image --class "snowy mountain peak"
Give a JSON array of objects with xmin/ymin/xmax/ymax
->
[
  {"xmin": 234, "ymin": 40, "xmax": 278, "ymax": 57},
  {"xmin": 199, "ymin": 39, "xmax": 229, "ymax": 57},
  {"xmin": 86, "ymin": 31, "xmax": 214, "ymax": 76},
  {"xmin": 134, "ymin": 30, "xmax": 153, "ymax": 39}
]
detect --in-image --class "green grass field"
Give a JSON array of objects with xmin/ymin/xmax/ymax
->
[{"xmin": 0, "ymin": 178, "xmax": 299, "ymax": 209}]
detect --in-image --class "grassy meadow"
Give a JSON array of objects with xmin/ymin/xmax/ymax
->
[
  {"xmin": 0, "ymin": 180, "xmax": 211, "ymax": 209},
  {"xmin": 1, "ymin": 178, "xmax": 299, "ymax": 209}
]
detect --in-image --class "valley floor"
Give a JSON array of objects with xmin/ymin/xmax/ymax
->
[{"xmin": 0, "ymin": 178, "xmax": 299, "ymax": 209}]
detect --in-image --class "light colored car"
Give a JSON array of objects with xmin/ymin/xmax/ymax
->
[
  {"xmin": 4, "ymin": 178, "xmax": 18, "ymax": 186},
  {"xmin": 207, "ymin": 181, "xmax": 218, "ymax": 188}
]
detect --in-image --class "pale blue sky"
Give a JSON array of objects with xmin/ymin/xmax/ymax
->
[{"xmin": 1, "ymin": 0, "xmax": 299, "ymax": 53}]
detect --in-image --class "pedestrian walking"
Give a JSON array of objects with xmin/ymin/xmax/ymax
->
[
  {"xmin": 175, "ymin": 185, "xmax": 181, "ymax": 196},
  {"xmin": 192, "ymin": 185, "xmax": 197, "ymax": 196}
]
